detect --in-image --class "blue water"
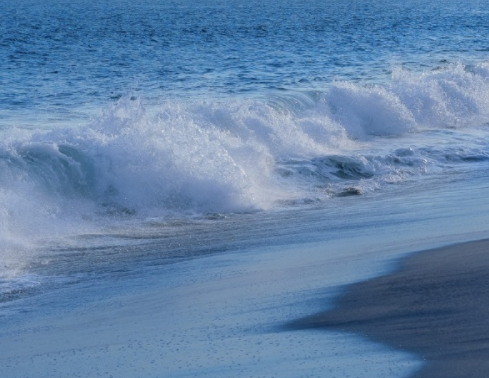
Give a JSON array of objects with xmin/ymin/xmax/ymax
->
[
  {"xmin": 3, "ymin": 0, "xmax": 489, "ymax": 124},
  {"xmin": 2, "ymin": 1, "xmax": 489, "ymax": 376}
]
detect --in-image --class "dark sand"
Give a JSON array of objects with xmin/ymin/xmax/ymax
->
[{"xmin": 289, "ymin": 239, "xmax": 489, "ymax": 378}]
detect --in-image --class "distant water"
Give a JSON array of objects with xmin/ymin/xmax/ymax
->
[
  {"xmin": 2, "ymin": 0, "xmax": 489, "ymax": 325},
  {"xmin": 3, "ymin": 0, "xmax": 489, "ymax": 122}
]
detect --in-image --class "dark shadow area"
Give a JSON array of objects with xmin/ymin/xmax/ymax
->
[{"xmin": 288, "ymin": 239, "xmax": 489, "ymax": 378}]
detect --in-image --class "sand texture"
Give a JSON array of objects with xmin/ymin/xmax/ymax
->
[{"xmin": 290, "ymin": 239, "xmax": 489, "ymax": 378}]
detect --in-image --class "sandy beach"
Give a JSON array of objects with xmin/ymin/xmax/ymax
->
[{"xmin": 290, "ymin": 239, "xmax": 489, "ymax": 378}]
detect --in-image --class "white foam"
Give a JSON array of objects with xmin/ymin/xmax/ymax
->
[{"xmin": 2, "ymin": 62, "xmax": 489, "ymax": 280}]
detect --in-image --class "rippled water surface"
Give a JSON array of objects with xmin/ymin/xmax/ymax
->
[{"xmin": 3, "ymin": 0, "xmax": 489, "ymax": 125}]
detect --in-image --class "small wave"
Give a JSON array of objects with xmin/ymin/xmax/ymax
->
[{"xmin": 275, "ymin": 142, "xmax": 489, "ymax": 198}]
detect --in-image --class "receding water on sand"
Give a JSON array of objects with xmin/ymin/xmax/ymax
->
[{"xmin": 2, "ymin": 171, "xmax": 489, "ymax": 377}]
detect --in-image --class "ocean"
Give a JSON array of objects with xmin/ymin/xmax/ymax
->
[{"xmin": 2, "ymin": 0, "xmax": 489, "ymax": 377}]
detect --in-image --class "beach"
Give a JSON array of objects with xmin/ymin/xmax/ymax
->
[
  {"xmin": 2, "ymin": 174, "xmax": 489, "ymax": 377},
  {"xmin": 0, "ymin": 236, "xmax": 423, "ymax": 378},
  {"xmin": 291, "ymin": 239, "xmax": 489, "ymax": 377},
  {"xmin": 3, "ymin": 0, "xmax": 489, "ymax": 376}
]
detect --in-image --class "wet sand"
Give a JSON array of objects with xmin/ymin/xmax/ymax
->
[{"xmin": 289, "ymin": 239, "xmax": 489, "ymax": 378}]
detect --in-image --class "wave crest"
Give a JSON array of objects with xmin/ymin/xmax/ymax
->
[{"xmin": 2, "ymin": 62, "xmax": 489, "ymax": 265}]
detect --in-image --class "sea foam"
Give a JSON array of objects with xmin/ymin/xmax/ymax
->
[{"xmin": 1, "ymin": 62, "xmax": 489, "ymax": 275}]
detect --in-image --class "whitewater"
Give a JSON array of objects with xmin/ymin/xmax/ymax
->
[{"xmin": 2, "ymin": 0, "xmax": 489, "ymax": 377}]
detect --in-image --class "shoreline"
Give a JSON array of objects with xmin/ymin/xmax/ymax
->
[{"xmin": 288, "ymin": 239, "xmax": 489, "ymax": 378}]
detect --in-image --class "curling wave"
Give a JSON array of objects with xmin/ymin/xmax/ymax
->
[{"xmin": 1, "ymin": 62, "xmax": 489, "ymax": 269}]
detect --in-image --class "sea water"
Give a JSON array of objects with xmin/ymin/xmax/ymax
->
[{"xmin": 2, "ymin": 0, "xmax": 489, "ymax": 377}]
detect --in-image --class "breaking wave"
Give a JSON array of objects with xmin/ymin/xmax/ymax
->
[{"xmin": 1, "ymin": 62, "xmax": 489, "ymax": 271}]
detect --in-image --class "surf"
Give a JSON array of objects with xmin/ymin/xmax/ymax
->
[{"xmin": 1, "ymin": 62, "xmax": 489, "ymax": 287}]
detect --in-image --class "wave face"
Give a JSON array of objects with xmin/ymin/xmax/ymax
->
[{"xmin": 1, "ymin": 63, "xmax": 489, "ymax": 272}]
